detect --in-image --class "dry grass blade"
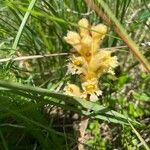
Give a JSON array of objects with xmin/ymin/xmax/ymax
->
[{"xmin": 0, "ymin": 53, "xmax": 69, "ymax": 63}]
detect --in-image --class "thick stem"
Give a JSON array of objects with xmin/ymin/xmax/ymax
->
[{"xmin": 78, "ymin": 116, "xmax": 89, "ymax": 150}]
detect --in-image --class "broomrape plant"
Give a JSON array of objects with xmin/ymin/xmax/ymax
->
[{"xmin": 64, "ymin": 18, "xmax": 118, "ymax": 101}]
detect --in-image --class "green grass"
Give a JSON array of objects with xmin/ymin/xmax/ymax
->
[{"xmin": 0, "ymin": 0, "xmax": 150, "ymax": 149}]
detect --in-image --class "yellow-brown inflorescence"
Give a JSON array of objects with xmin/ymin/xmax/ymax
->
[{"xmin": 64, "ymin": 18, "xmax": 118, "ymax": 101}]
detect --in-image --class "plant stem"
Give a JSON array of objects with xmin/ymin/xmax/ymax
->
[{"xmin": 78, "ymin": 116, "xmax": 89, "ymax": 150}]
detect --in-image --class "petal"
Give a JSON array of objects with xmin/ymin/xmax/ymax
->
[
  {"xmin": 90, "ymin": 93, "xmax": 99, "ymax": 102},
  {"xmin": 96, "ymin": 90, "xmax": 102, "ymax": 96},
  {"xmin": 80, "ymin": 93, "xmax": 87, "ymax": 99}
]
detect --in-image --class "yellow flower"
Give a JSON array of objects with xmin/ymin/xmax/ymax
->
[
  {"xmin": 67, "ymin": 55, "xmax": 87, "ymax": 75},
  {"xmin": 80, "ymin": 71, "xmax": 97, "ymax": 81},
  {"xmin": 91, "ymin": 24, "xmax": 107, "ymax": 53},
  {"xmin": 81, "ymin": 34, "xmax": 92, "ymax": 49},
  {"xmin": 78, "ymin": 18, "xmax": 89, "ymax": 37},
  {"xmin": 64, "ymin": 31, "xmax": 81, "ymax": 51},
  {"xmin": 88, "ymin": 50, "xmax": 118, "ymax": 77},
  {"xmin": 64, "ymin": 31, "xmax": 80, "ymax": 45},
  {"xmin": 64, "ymin": 83, "xmax": 81, "ymax": 97},
  {"xmin": 81, "ymin": 78, "xmax": 102, "ymax": 101},
  {"xmin": 80, "ymin": 35, "xmax": 93, "ymax": 62},
  {"xmin": 91, "ymin": 24, "xmax": 107, "ymax": 39}
]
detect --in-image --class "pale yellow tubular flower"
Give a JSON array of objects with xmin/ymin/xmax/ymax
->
[
  {"xmin": 79, "ymin": 34, "xmax": 93, "ymax": 62},
  {"xmin": 98, "ymin": 54, "xmax": 118, "ymax": 73},
  {"xmin": 78, "ymin": 18, "xmax": 89, "ymax": 37},
  {"xmin": 64, "ymin": 83, "xmax": 81, "ymax": 97},
  {"xmin": 81, "ymin": 34, "xmax": 92, "ymax": 48},
  {"xmin": 88, "ymin": 50, "xmax": 111, "ymax": 72},
  {"xmin": 88, "ymin": 50, "xmax": 118, "ymax": 77},
  {"xmin": 80, "ymin": 71, "xmax": 97, "ymax": 82},
  {"xmin": 67, "ymin": 55, "xmax": 87, "ymax": 75},
  {"xmin": 91, "ymin": 24, "xmax": 107, "ymax": 53},
  {"xmin": 81, "ymin": 78, "xmax": 102, "ymax": 101},
  {"xmin": 91, "ymin": 24, "xmax": 107, "ymax": 39},
  {"xmin": 64, "ymin": 31, "xmax": 81, "ymax": 51}
]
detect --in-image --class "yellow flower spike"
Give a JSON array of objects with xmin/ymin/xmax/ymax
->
[
  {"xmin": 64, "ymin": 18, "xmax": 118, "ymax": 101},
  {"xmin": 64, "ymin": 83, "xmax": 81, "ymax": 97},
  {"xmin": 81, "ymin": 78, "xmax": 102, "ymax": 101},
  {"xmin": 78, "ymin": 18, "xmax": 89, "ymax": 37}
]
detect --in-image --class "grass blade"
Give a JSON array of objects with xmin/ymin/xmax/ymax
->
[
  {"xmin": 0, "ymin": 129, "xmax": 9, "ymax": 150},
  {"xmin": 129, "ymin": 121, "xmax": 150, "ymax": 150},
  {"xmin": 0, "ymin": 80, "xmax": 139, "ymax": 125},
  {"xmin": 12, "ymin": 0, "xmax": 37, "ymax": 50}
]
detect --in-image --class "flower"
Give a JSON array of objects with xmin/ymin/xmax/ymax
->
[
  {"xmin": 64, "ymin": 31, "xmax": 81, "ymax": 45},
  {"xmin": 64, "ymin": 31, "xmax": 81, "ymax": 51},
  {"xmin": 67, "ymin": 55, "xmax": 87, "ymax": 75},
  {"xmin": 81, "ymin": 34, "xmax": 92, "ymax": 49},
  {"xmin": 80, "ymin": 35, "xmax": 93, "ymax": 62},
  {"xmin": 81, "ymin": 78, "xmax": 102, "ymax": 101},
  {"xmin": 64, "ymin": 83, "xmax": 81, "ymax": 97},
  {"xmin": 88, "ymin": 50, "xmax": 118, "ymax": 77},
  {"xmin": 80, "ymin": 71, "xmax": 97, "ymax": 81},
  {"xmin": 78, "ymin": 18, "xmax": 89, "ymax": 37},
  {"xmin": 91, "ymin": 24, "xmax": 107, "ymax": 53},
  {"xmin": 91, "ymin": 24, "xmax": 107, "ymax": 39}
]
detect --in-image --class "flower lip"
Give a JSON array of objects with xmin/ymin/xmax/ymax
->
[
  {"xmin": 81, "ymin": 78, "xmax": 102, "ymax": 101},
  {"xmin": 67, "ymin": 55, "xmax": 87, "ymax": 75}
]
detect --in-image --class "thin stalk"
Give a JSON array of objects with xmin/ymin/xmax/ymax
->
[
  {"xmin": 0, "ymin": 46, "xmax": 128, "ymax": 63},
  {"xmin": 0, "ymin": 53, "xmax": 69, "ymax": 63}
]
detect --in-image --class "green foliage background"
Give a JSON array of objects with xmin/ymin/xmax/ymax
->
[{"xmin": 0, "ymin": 0, "xmax": 150, "ymax": 149}]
